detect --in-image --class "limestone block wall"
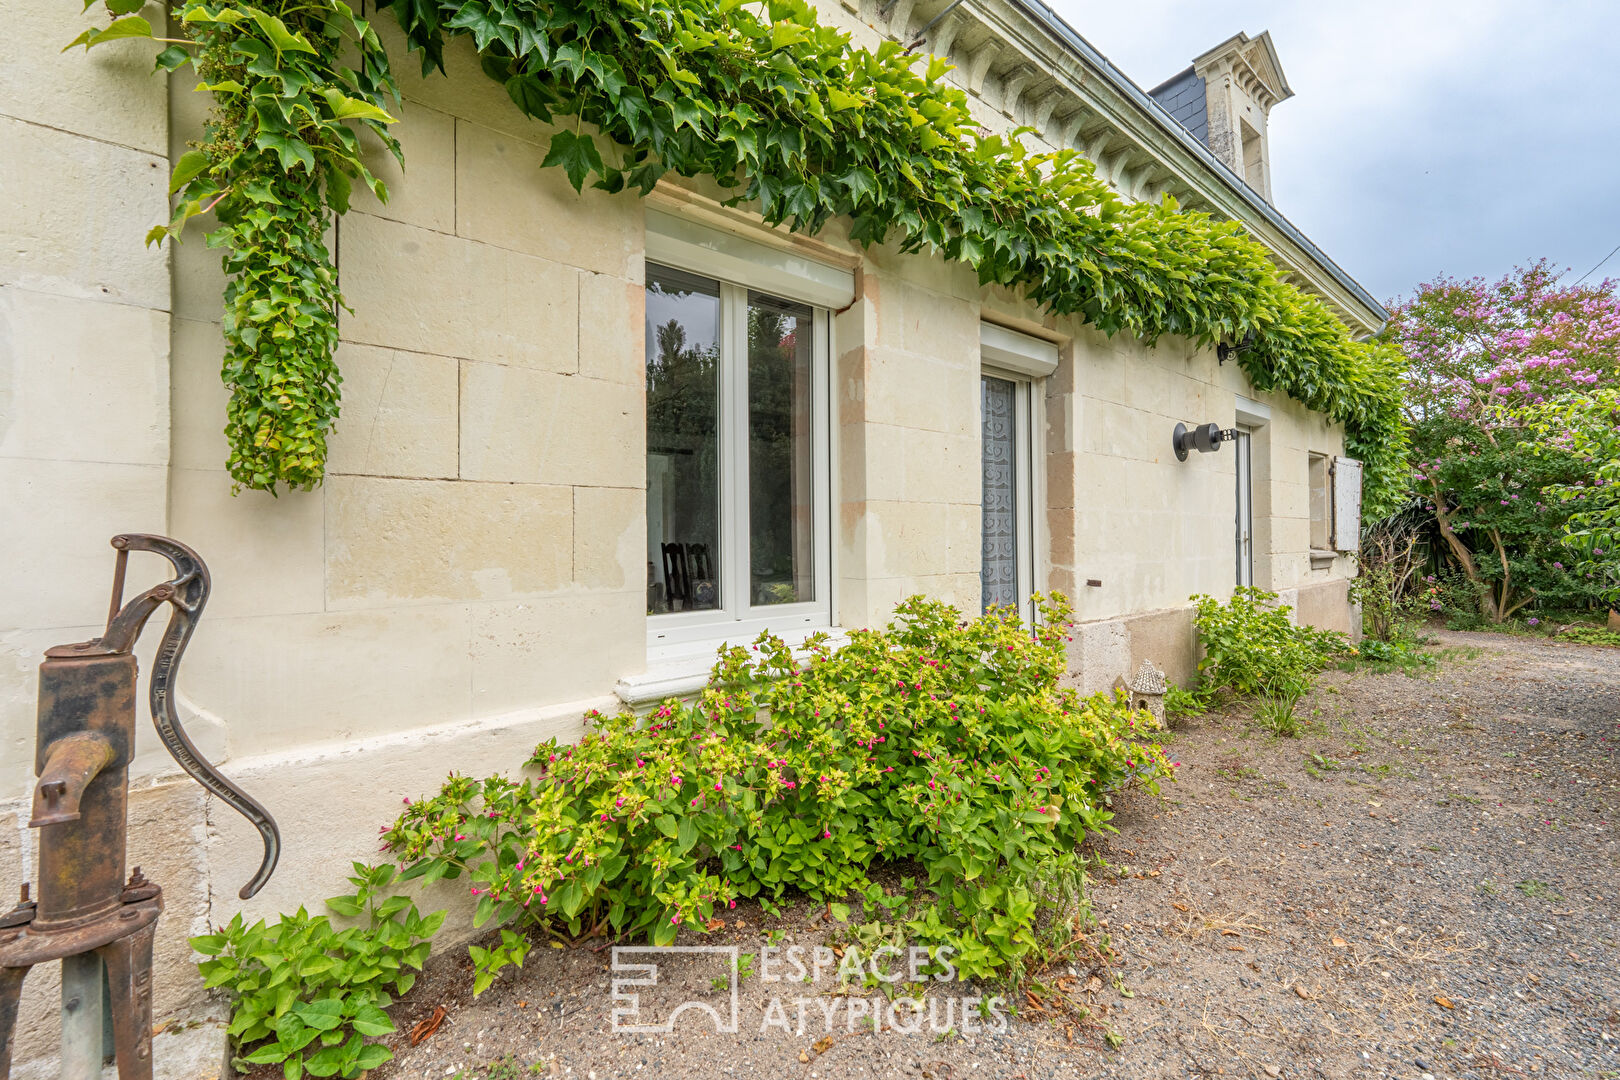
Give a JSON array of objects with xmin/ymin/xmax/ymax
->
[
  {"xmin": 167, "ymin": 24, "xmax": 646, "ymax": 769},
  {"xmin": 981, "ymin": 291, "xmax": 1353, "ymax": 694},
  {"xmin": 0, "ymin": 7, "xmax": 1362, "ymax": 1068},
  {"xmin": 0, "ymin": 2, "xmax": 189, "ymax": 1064},
  {"xmin": 837, "ymin": 248, "xmax": 985, "ymax": 629}
]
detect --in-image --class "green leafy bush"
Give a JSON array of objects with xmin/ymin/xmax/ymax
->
[
  {"xmin": 468, "ymin": 929, "xmax": 532, "ymax": 997},
  {"xmin": 1163, "ymin": 682, "xmax": 1213, "ymax": 723},
  {"xmin": 384, "ymin": 595, "xmax": 1171, "ymax": 981},
  {"xmin": 1192, "ymin": 589, "xmax": 1345, "ymax": 702},
  {"xmin": 193, "ymin": 863, "xmax": 443, "ymax": 1079}
]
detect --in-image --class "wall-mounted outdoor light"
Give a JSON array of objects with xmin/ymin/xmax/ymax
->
[
  {"xmin": 1216, "ymin": 329, "xmax": 1258, "ymax": 366},
  {"xmin": 1173, "ymin": 421, "xmax": 1236, "ymax": 461}
]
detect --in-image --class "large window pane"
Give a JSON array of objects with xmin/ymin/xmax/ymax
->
[
  {"xmin": 646, "ymin": 266, "xmax": 721, "ymax": 614},
  {"xmin": 747, "ymin": 292, "xmax": 815, "ymax": 607},
  {"xmin": 981, "ymin": 375, "xmax": 1019, "ymax": 611}
]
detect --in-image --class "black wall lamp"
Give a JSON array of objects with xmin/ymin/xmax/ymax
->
[
  {"xmin": 1173, "ymin": 421, "xmax": 1236, "ymax": 461},
  {"xmin": 1216, "ymin": 329, "xmax": 1258, "ymax": 366}
]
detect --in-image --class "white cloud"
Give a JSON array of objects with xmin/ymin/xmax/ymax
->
[{"xmin": 1045, "ymin": 0, "xmax": 1620, "ymax": 300}]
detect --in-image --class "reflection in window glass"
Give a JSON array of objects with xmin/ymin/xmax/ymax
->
[
  {"xmin": 748, "ymin": 292, "xmax": 815, "ymax": 606},
  {"xmin": 645, "ymin": 266, "xmax": 721, "ymax": 614}
]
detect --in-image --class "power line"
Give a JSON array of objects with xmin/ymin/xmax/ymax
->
[{"xmin": 1574, "ymin": 240, "xmax": 1620, "ymax": 285}]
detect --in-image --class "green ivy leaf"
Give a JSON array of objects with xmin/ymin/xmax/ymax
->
[
  {"xmin": 63, "ymin": 15, "xmax": 152, "ymax": 51},
  {"xmin": 154, "ymin": 43, "xmax": 191, "ymax": 71},
  {"xmin": 504, "ymin": 74, "xmax": 555, "ymax": 120},
  {"xmin": 825, "ymin": 86, "xmax": 864, "ymax": 111},
  {"xmin": 541, "ymin": 130, "xmax": 604, "ymax": 192},
  {"xmin": 254, "ymin": 132, "xmax": 317, "ymax": 173},
  {"xmin": 321, "ymin": 88, "xmax": 395, "ymax": 123},
  {"xmin": 169, "ymin": 150, "xmax": 211, "ymax": 194},
  {"xmin": 249, "ymin": 10, "xmax": 318, "ymax": 55}
]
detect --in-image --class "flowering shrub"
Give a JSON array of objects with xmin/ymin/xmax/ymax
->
[
  {"xmin": 1192, "ymin": 589, "xmax": 1346, "ymax": 726},
  {"xmin": 383, "ymin": 595, "xmax": 1170, "ymax": 980},
  {"xmin": 1382, "ymin": 262, "xmax": 1620, "ymax": 619}
]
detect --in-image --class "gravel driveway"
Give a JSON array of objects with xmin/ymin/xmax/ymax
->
[{"xmin": 368, "ymin": 631, "xmax": 1619, "ymax": 1080}]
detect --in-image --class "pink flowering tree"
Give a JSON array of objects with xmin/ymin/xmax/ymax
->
[{"xmin": 1383, "ymin": 260, "xmax": 1620, "ymax": 621}]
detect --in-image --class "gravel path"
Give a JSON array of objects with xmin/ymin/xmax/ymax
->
[{"xmin": 368, "ymin": 632, "xmax": 1619, "ymax": 1080}]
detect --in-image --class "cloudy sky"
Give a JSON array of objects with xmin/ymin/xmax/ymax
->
[{"xmin": 1046, "ymin": 0, "xmax": 1620, "ymax": 307}]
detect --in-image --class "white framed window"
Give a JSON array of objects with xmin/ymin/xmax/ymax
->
[
  {"xmin": 978, "ymin": 323, "xmax": 1056, "ymax": 625},
  {"xmin": 1308, "ymin": 452, "xmax": 1332, "ymax": 551},
  {"xmin": 1234, "ymin": 424, "xmax": 1254, "ymax": 587},
  {"xmin": 643, "ymin": 262, "xmax": 832, "ymax": 649}
]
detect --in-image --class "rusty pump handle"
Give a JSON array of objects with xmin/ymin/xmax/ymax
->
[{"xmin": 106, "ymin": 534, "xmax": 281, "ymax": 899}]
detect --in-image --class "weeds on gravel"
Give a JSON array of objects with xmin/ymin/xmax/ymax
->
[
  {"xmin": 385, "ymin": 595, "xmax": 1172, "ymax": 984},
  {"xmin": 1254, "ymin": 693, "xmax": 1304, "ymax": 737},
  {"xmin": 1515, "ymin": 879, "xmax": 1562, "ymax": 900},
  {"xmin": 1560, "ymin": 626, "xmax": 1620, "ymax": 647},
  {"xmin": 1336, "ymin": 636, "xmax": 1437, "ymax": 676}
]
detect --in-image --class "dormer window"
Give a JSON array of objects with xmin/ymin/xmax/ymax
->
[{"xmin": 1149, "ymin": 30, "xmax": 1293, "ymax": 204}]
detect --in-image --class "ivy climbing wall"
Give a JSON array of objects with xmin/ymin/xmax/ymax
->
[{"xmin": 0, "ymin": 1, "xmax": 1367, "ymax": 1067}]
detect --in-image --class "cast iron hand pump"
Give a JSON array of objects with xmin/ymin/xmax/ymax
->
[{"xmin": 0, "ymin": 535, "xmax": 279, "ymax": 1079}]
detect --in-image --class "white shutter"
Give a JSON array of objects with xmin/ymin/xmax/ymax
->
[{"xmin": 1331, "ymin": 457, "xmax": 1363, "ymax": 552}]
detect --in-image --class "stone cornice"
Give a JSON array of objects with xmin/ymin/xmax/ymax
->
[{"xmin": 855, "ymin": 0, "xmax": 1385, "ymax": 334}]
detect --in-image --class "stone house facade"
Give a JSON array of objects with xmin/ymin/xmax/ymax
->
[{"xmin": 0, "ymin": 0, "xmax": 1383, "ymax": 1061}]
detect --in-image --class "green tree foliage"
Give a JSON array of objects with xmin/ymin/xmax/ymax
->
[
  {"xmin": 1382, "ymin": 261, "xmax": 1620, "ymax": 620},
  {"xmin": 1533, "ymin": 388, "xmax": 1620, "ymax": 608},
  {"xmin": 74, "ymin": 0, "xmax": 1405, "ymax": 497}
]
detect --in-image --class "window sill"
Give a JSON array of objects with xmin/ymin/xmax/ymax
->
[
  {"xmin": 616, "ymin": 626, "xmax": 849, "ymax": 707},
  {"xmin": 1309, "ymin": 549, "xmax": 1338, "ymax": 570}
]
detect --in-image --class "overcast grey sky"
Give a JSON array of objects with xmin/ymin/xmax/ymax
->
[{"xmin": 1046, "ymin": 0, "xmax": 1620, "ymax": 306}]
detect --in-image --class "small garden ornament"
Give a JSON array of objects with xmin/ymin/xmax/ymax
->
[{"xmin": 1125, "ymin": 659, "xmax": 1168, "ymax": 728}]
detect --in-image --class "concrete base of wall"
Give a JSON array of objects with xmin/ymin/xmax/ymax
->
[
  {"xmin": 0, "ymin": 692, "xmax": 614, "ymax": 1072},
  {"xmin": 1062, "ymin": 580, "xmax": 1358, "ymax": 694},
  {"xmin": 11, "ymin": 1016, "xmax": 227, "ymax": 1080}
]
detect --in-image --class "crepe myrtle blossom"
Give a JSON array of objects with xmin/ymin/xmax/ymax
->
[{"xmin": 1383, "ymin": 260, "xmax": 1620, "ymax": 622}]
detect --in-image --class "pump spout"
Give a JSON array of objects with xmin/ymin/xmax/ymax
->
[{"xmin": 29, "ymin": 733, "xmax": 116, "ymax": 827}]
